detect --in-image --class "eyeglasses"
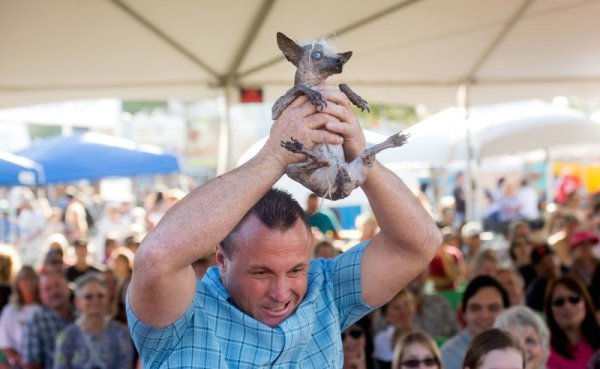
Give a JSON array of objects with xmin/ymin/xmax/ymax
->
[
  {"xmin": 341, "ymin": 327, "xmax": 364, "ymax": 340},
  {"xmin": 400, "ymin": 358, "xmax": 439, "ymax": 368},
  {"xmin": 81, "ymin": 293, "xmax": 106, "ymax": 301},
  {"xmin": 551, "ymin": 294, "xmax": 581, "ymax": 307}
]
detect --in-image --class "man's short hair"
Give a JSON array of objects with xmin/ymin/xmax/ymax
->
[
  {"xmin": 461, "ymin": 275, "xmax": 509, "ymax": 313},
  {"xmin": 221, "ymin": 188, "xmax": 309, "ymax": 256}
]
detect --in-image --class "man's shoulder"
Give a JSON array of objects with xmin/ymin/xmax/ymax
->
[{"xmin": 441, "ymin": 330, "xmax": 470, "ymax": 352}]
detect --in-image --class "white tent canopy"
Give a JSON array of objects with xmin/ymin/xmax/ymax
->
[
  {"xmin": 378, "ymin": 99, "xmax": 600, "ymax": 167},
  {"xmin": 2, "ymin": 0, "xmax": 600, "ymax": 109}
]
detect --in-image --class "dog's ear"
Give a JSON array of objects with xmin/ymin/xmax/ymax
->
[
  {"xmin": 277, "ymin": 32, "xmax": 303, "ymax": 67},
  {"xmin": 339, "ymin": 51, "xmax": 353, "ymax": 63}
]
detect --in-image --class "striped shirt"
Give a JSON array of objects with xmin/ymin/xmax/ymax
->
[{"xmin": 127, "ymin": 241, "xmax": 373, "ymax": 368}]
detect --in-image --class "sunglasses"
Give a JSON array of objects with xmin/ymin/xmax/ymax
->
[
  {"xmin": 82, "ymin": 293, "xmax": 106, "ymax": 301},
  {"xmin": 401, "ymin": 358, "xmax": 439, "ymax": 368},
  {"xmin": 552, "ymin": 294, "xmax": 581, "ymax": 307},
  {"xmin": 342, "ymin": 327, "xmax": 364, "ymax": 340}
]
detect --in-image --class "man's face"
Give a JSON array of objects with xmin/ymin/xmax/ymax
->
[
  {"xmin": 463, "ymin": 287, "xmax": 504, "ymax": 337},
  {"xmin": 217, "ymin": 215, "xmax": 312, "ymax": 327},
  {"xmin": 40, "ymin": 273, "xmax": 70, "ymax": 311},
  {"xmin": 534, "ymin": 255, "xmax": 559, "ymax": 280},
  {"xmin": 495, "ymin": 271, "xmax": 524, "ymax": 306}
]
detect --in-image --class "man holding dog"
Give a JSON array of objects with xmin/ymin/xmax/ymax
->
[{"xmin": 127, "ymin": 85, "xmax": 441, "ymax": 368}]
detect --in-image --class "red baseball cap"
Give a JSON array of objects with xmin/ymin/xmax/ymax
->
[{"xmin": 570, "ymin": 230, "xmax": 599, "ymax": 248}]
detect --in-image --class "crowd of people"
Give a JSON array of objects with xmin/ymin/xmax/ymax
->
[
  {"xmin": 0, "ymin": 157, "xmax": 598, "ymax": 369},
  {"xmin": 0, "ymin": 185, "xmax": 190, "ymax": 369}
]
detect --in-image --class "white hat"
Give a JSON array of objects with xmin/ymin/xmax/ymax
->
[{"xmin": 461, "ymin": 221, "xmax": 483, "ymax": 239}]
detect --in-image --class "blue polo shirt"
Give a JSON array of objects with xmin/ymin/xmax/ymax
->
[{"xmin": 127, "ymin": 241, "xmax": 373, "ymax": 368}]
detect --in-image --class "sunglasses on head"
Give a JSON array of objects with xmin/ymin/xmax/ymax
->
[
  {"xmin": 401, "ymin": 357, "xmax": 438, "ymax": 368},
  {"xmin": 552, "ymin": 294, "xmax": 581, "ymax": 307},
  {"xmin": 342, "ymin": 326, "xmax": 364, "ymax": 340}
]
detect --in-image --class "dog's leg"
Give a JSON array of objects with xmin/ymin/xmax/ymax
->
[
  {"xmin": 272, "ymin": 85, "xmax": 327, "ymax": 120},
  {"xmin": 280, "ymin": 138, "xmax": 330, "ymax": 168},
  {"xmin": 339, "ymin": 83, "xmax": 370, "ymax": 113}
]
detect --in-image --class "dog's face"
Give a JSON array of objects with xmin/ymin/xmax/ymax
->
[{"xmin": 277, "ymin": 32, "xmax": 352, "ymax": 83}]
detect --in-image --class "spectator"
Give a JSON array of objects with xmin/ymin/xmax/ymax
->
[
  {"xmin": 107, "ymin": 247, "xmax": 134, "ymax": 286},
  {"xmin": 63, "ymin": 192, "xmax": 88, "ymax": 244},
  {"xmin": 526, "ymin": 245, "xmax": 560, "ymax": 312},
  {"xmin": 40, "ymin": 249, "xmax": 65, "ymax": 275},
  {"xmin": 462, "ymin": 328, "xmax": 525, "ymax": 369},
  {"xmin": 15, "ymin": 201, "xmax": 45, "ymax": 267},
  {"xmin": 429, "ymin": 231, "xmax": 465, "ymax": 291},
  {"xmin": 0, "ymin": 244, "xmax": 20, "ymax": 312},
  {"xmin": 568, "ymin": 230, "xmax": 600, "ymax": 309},
  {"xmin": 21, "ymin": 271, "xmax": 74, "ymax": 369},
  {"xmin": 509, "ymin": 236, "xmax": 536, "ymax": 288},
  {"xmin": 407, "ymin": 269, "xmax": 459, "ymax": 341},
  {"xmin": 373, "ymin": 289, "xmax": 417, "ymax": 369},
  {"xmin": 494, "ymin": 267, "xmax": 525, "ymax": 307},
  {"xmin": 441, "ymin": 276, "xmax": 509, "ymax": 369},
  {"xmin": 0, "ymin": 266, "xmax": 41, "ymax": 368},
  {"xmin": 461, "ymin": 222, "xmax": 483, "ymax": 263},
  {"xmin": 544, "ymin": 275, "xmax": 600, "ymax": 369},
  {"xmin": 494, "ymin": 306, "xmax": 549, "ymax": 369},
  {"xmin": 499, "ymin": 184, "xmax": 522, "ymax": 229},
  {"xmin": 517, "ymin": 178, "xmax": 540, "ymax": 222},
  {"xmin": 342, "ymin": 323, "xmax": 369, "ymax": 369},
  {"xmin": 467, "ymin": 249, "xmax": 500, "ymax": 280},
  {"xmin": 392, "ymin": 331, "xmax": 443, "ymax": 369},
  {"xmin": 313, "ymin": 240, "xmax": 338, "ymax": 259},
  {"xmin": 54, "ymin": 273, "xmax": 133, "ymax": 369},
  {"xmin": 64, "ymin": 239, "xmax": 103, "ymax": 283},
  {"xmin": 357, "ymin": 214, "xmax": 379, "ymax": 243},
  {"xmin": 548, "ymin": 215, "xmax": 580, "ymax": 267},
  {"xmin": 305, "ymin": 193, "xmax": 341, "ymax": 240},
  {"xmin": 453, "ymin": 172, "xmax": 466, "ymax": 228}
]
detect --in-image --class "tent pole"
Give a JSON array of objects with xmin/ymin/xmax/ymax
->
[
  {"xmin": 216, "ymin": 83, "xmax": 234, "ymax": 175},
  {"xmin": 457, "ymin": 83, "xmax": 475, "ymax": 223}
]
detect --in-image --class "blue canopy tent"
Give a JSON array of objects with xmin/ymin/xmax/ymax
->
[
  {"xmin": 0, "ymin": 150, "xmax": 44, "ymax": 186},
  {"xmin": 18, "ymin": 132, "xmax": 179, "ymax": 184}
]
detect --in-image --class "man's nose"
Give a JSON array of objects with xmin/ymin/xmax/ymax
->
[{"xmin": 268, "ymin": 277, "xmax": 290, "ymax": 301}]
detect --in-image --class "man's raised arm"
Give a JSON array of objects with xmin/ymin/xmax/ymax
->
[
  {"xmin": 128, "ymin": 97, "xmax": 344, "ymax": 328},
  {"xmin": 319, "ymin": 86, "xmax": 442, "ymax": 307}
]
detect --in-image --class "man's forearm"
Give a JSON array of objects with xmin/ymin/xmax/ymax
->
[
  {"xmin": 140, "ymin": 151, "xmax": 286, "ymax": 273},
  {"xmin": 362, "ymin": 161, "xmax": 440, "ymax": 254}
]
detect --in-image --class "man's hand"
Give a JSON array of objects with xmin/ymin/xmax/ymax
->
[
  {"xmin": 262, "ymin": 93, "xmax": 343, "ymax": 169},
  {"xmin": 315, "ymin": 85, "xmax": 367, "ymax": 161}
]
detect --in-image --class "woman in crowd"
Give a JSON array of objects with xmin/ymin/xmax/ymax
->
[
  {"xmin": 392, "ymin": 331, "xmax": 443, "ymax": 369},
  {"xmin": 342, "ymin": 323, "xmax": 369, "ymax": 369},
  {"xmin": 53, "ymin": 273, "xmax": 133, "ymax": 369},
  {"xmin": 373, "ymin": 289, "xmax": 418, "ymax": 369},
  {"xmin": 108, "ymin": 247, "xmax": 134, "ymax": 286},
  {"xmin": 463, "ymin": 328, "xmax": 525, "ymax": 369},
  {"xmin": 544, "ymin": 275, "xmax": 600, "ymax": 369},
  {"xmin": 0, "ymin": 266, "xmax": 41, "ymax": 368},
  {"xmin": 495, "ymin": 305, "xmax": 549, "ymax": 369},
  {"xmin": 0, "ymin": 243, "xmax": 20, "ymax": 312}
]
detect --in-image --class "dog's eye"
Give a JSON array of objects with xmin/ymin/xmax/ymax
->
[{"xmin": 311, "ymin": 51, "xmax": 322, "ymax": 59}]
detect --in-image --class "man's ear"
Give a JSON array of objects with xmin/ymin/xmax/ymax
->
[
  {"xmin": 277, "ymin": 32, "xmax": 303, "ymax": 67},
  {"xmin": 215, "ymin": 243, "xmax": 227, "ymax": 274}
]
